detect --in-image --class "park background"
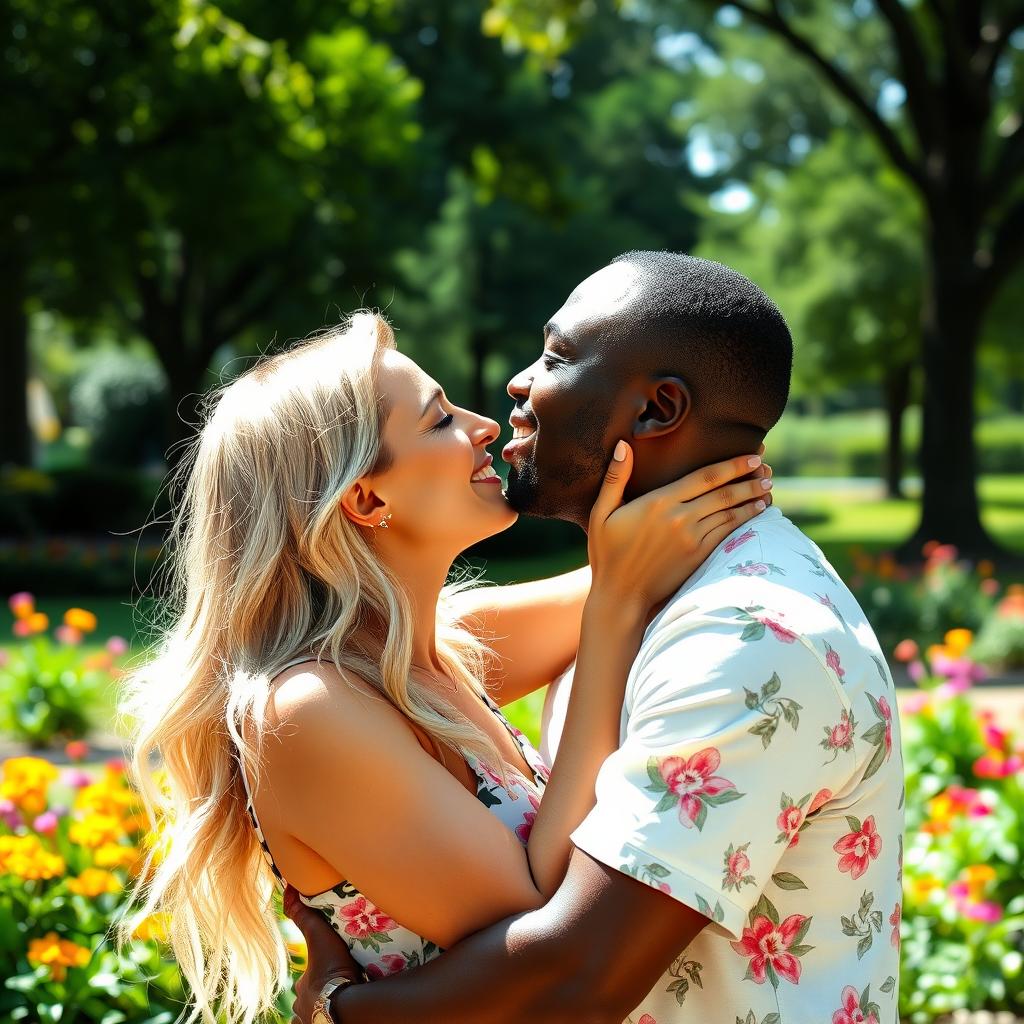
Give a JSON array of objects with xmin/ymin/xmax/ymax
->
[{"xmin": 1, "ymin": 0, "xmax": 1023, "ymax": 1021}]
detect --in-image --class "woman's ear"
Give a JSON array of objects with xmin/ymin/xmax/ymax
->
[
  {"xmin": 632, "ymin": 376, "xmax": 692, "ymax": 440},
  {"xmin": 339, "ymin": 478, "xmax": 389, "ymax": 529}
]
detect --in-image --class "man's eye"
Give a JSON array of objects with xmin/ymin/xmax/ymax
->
[
  {"xmin": 542, "ymin": 354, "xmax": 562, "ymax": 370},
  {"xmin": 430, "ymin": 413, "xmax": 454, "ymax": 432}
]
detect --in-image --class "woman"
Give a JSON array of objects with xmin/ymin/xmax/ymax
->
[{"xmin": 120, "ymin": 312, "xmax": 770, "ymax": 1024}]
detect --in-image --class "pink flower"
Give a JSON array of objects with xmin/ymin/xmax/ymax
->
[
  {"xmin": 963, "ymin": 901, "xmax": 1003, "ymax": 923},
  {"xmin": 824, "ymin": 643, "xmax": 845, "ymax": 678},
  {"xmin": 364, "ymin": 953, "xmax": 407, "ymax": 980},
  {"xmin": 757, "ymin": 616, "xmax": 798, "ymax": 643},
  {"xmin": 728, "ymin": 848, "xmax": 750, "ymax": 878},
  {"xmin": 61, "ymin": 769, "xmax": 92, "ymax": 789},
  {"xmin": 832, "ymin": 985, "xmax": 879, "ymax": 1024},
  {"xmin": 735, "ymin": 562, "xmax": 770, "ymax": 576},
  {"xmin": 33, "ymin": 811, "xmax": 58, "ymax": 835},
  {"xmin": 515, "ymin": 811, "xmax": 536, "ymax": 843},
  {"xmin": 833, "ymin": 816, "xmax": 882, "ymax": 880},
  {"xmin": 902, "ymin": 690, "xmax": 929, "ymax": 713},
  {"xmin": 724, "ymin": 529, "xmax": 756, "ymax": 554},
  {"xmin": 889, "ymin": 903, "xmax": 901, "ymax": 948},
  {"xmin": 106, "ymin": 636, "xmax": 129, "ymax": 656},
  {"xmin": 777, "ymin": 805, "xmax": 803, "ymax": 841},
  {"xmin": 877, "ymin": 696, "xmax": 893, "ymax": 755},
  {"xmin": 0, "ymin": 650, "xmax": 8, "ymax": 669},
  {"xmin": 12, "ymin": 619, "xmax": 32, "ymax": 638},
  {"xmin": 338, "ymin": 897, "xmax": 397, "ymax": 939},
  {"xmin": 658, "ymin": 748, "xmax": 737, "ymax": 829},
  {"xmin": 55, "ymin": 624, "xmax": 83, "ymax": 645},
  {"xmin": 827, "ymin": 712, "xmax": 854, "ymax": 750},
  {"xmin": 907, "ymin": 660, "xmax": 926, "ymax": 683},
  {"xmin": 981, "ymin": 578, "xmax": 1000, "ymax": 596},
  {"xmin": 730, "ymin": 913, "xmax": 808, "ymax": 985},
  {"xmin": 638, "ymin": 1017, "xmax": 657, "ymax": 1024},
  {"xmin": 0, "ymin": 799, "xmax": 22, "ymax": 829},
  {"xmin": 8, "ymin": 592, "xmax": 34, "ymax": 617}
]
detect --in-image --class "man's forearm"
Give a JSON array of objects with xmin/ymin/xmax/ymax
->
[{"xmin": 332, "ymin": 898, "xmax": 613, "ymax": 1024}]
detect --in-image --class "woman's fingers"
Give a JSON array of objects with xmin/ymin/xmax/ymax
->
[
  {"xmin": 588, "ymin": 440, "xmax": 633, "ymax": 528},
  {"xmin": 697, "ymin": 499, "xmax": 767, "ymax": 551},
  {"xmin": 684, "ymin": 475, "xmax": 772, "ymax": 522},
  {"xmin": 654, "ymin": 452, "xmax": 763, "ymax": 504}
]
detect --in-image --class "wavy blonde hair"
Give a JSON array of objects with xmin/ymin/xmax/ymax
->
[{"xmin": 119, "ymin": 312, "xmax": 504, "ymax": 1024}]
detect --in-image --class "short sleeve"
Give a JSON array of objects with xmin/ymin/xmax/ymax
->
[{"xmin": 570, "ymin": 603, "xmax": 854, "ymax": 940}]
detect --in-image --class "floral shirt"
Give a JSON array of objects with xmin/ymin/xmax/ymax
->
[
  {"xmin": 240, "ymin": 682, "xmax": 549, "ymax": 980},
  {"xmin": 557, "ymin": 507, "xmax": 904, "ymax": 1024}
]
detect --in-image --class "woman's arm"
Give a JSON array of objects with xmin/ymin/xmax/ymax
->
[{"xmin": 447, "ymin": 565, "xmax": 591, "ymax": 707}]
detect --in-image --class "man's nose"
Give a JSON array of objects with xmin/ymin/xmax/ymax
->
[{"xmin": 507, "ymin": 364, "xmax": 533, "ymax": 401}]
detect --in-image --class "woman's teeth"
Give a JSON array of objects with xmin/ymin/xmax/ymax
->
[
  {"xmin": 512, "ymin": 425, "xmax": 536, "ymax": 440},
  {"xmin": 471, "ymin": 465, "xmax": 500, "ymax": 483}
]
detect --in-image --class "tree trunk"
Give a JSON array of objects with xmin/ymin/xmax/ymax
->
[
  {"xmin": 882, "ymin": 361, "xmax": 912, "ymax": 500},
  {"xmin": 0, "ymin": 236, "xmax": 31, "ymax": 468},
  {"xmin": 898, "ymin": 241, "xmax": 1005, "ymax": 562}
]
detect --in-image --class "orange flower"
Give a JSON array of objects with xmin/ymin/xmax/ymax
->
[
  {"xmin": 0, "ymin": 835, "xmax": 65, "ymax": 880},
  {"xmin": 93, "ymin": 843, "xmax": 143, "ymax": 872},
  {"xmin": 943, "ymin": 628, "xmax": 973, "ymax": 658},
  {"xmin": 7, "ymin": 592, "xmax": 34, "ymax": 619},
  {"xmin": 68, "ymin": 868, "xmax": 122, "ymax": 897},
  {"xmin": 63, "ymin": 607, "xmax": 98, "ymax": 633},
  {"xmin": 1, "ymin": 756, "xmax": 58, "ymax": 815},
  {"xmin": 27, "ymin": 932, "xmax": 91, "ymax": 982},
  {"xmin": 977, "ymin": 559, "xmax": 995, "ymax": 579},
  {"xmin": 25, "ymin": 612, "xmax": 49, "ymax": 634}
]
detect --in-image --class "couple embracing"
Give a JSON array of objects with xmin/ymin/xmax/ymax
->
[{"xmin": 123, "ymin": 252, "xmax": 903, "ymax": 1024}]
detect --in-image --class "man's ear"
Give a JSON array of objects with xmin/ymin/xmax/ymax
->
[
  {"xmin": 339, "ymin": 478, "xmax": 388, "ymax": 529},
  {"xmin": 632, "ymin": 376, "xmax": 692, "ymax": 440}
]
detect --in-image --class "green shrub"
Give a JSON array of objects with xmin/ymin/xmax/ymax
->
[{"xmin": 70, "ymin": 353, "xmax": 168, "ymax": 468}]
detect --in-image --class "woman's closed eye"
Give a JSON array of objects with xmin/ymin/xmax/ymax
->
[{"xmin": 430, "ymin": 413, "xmax": 454, "ymax": 433}]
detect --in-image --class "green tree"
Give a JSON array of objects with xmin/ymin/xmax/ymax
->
[{"xmin": 488, "ymin": 0, "xmax": 1024, "ymax": 558}]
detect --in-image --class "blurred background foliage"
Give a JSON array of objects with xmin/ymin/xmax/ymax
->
[{"xmin": 0, "ymin": 0, "xmax": 1021, "ymax": 581}]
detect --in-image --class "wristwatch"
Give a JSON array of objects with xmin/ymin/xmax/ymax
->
[{"xmin": 310, "ymin": 975, "xmax": 357, "ymax": 1024}]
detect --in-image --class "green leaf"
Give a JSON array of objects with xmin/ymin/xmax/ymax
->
[
  {"xmin": 695, "ymin": 893, "xmax": 713, "ymax": 917},
  {"xmin": 694, "ymin": 800, "xmax": 708, "ymax": 831},
  {"xmin": 705, "ymin": 788, "xmax": 745, "ymax": 806},
  {"xmin": 752, "ymin": 893, "xmax": 779, "ymax": 926},
  {"xmin": 880, "ymin": 976, "xmax": 896, "ymax": 993},
  {"xmin": 762, "ymin": 673, "xmax": 782, "ymax": 698},
  {"xmin": 792, "ymin": 915, "xmax": 813, "ymax": 945},
  {"xmin": 765, "ymin": 960, "xmax": 780, "ymax": 989},
  {"xmin": 654, "ymin": 791, "xmax": 679, "ymax": 814},
  {"xmin": 741, "ymin": 621, "xmax": 766, "ymax": 642},
  {"xmin": 856, "ymin": 933, "xmax": 872, "ymax": 959},
  {"xmin": 861, "ymin": 741, "xmax": 887, "ymax": 782},
  {"xmin": 771, "ymin": 871, "xmax": 808, "ymax": 890},
  {"xmin": 647, "ymin": 758, "xmax": 666, "ymax": 789},
  {"xmin": 645, "ymin": 862, "xmax": 671, "ymax": 878},
  {"xmin": 861, "ymin": 722, "xmax": 886, "ymax": 745},
  {"xmin": 787, "ymin": 943, "xmax": 814, "ymax": 956},
  {"xmin": 846, "ymin": 815, "xmax": 863, "ymax": 833},
  {"xmin": 763, "ymin": 1015, "xmax": 781, "ymax": 1024},
  {"xmin": 744, "ymin": 687, "xmax": 761, "ymax": 710}
]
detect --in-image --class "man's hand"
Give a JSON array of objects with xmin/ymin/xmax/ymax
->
[{"xmin": 284, "ymin": 885, "xmax": 363, "ymax": 1023}]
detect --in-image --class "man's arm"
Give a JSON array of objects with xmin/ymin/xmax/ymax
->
[{"xmin": 291, "ymin": 847, "xmax": 708, "ymax": 1024}]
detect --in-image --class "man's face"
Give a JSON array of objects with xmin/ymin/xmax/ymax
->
[{"xmin": 502, "ymin": 263, "xmax": 644, "ymax": 528}]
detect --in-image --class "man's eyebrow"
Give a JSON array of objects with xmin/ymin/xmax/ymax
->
[
  {"xmin": 420, "ymin": 386, "xmax": 443, "ymax": 419},
  {"xmin": 543, "ymin": 322, "xmax": 571, "ymax": 347}
]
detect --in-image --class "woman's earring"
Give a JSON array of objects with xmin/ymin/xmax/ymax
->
[{"xmin": 377, "ymin": 514, "xmax": 393, "ymax": 529}]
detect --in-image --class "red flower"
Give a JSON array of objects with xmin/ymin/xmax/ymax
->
[
  {"xmin": 659, "ymin": 748, "xmax": 737, "ymax": 828},
  {"xmin": 757, "ymin": 615, "xmax": 798, "ymax": 643},
  {"xmin": 364, "ymin": 953, "xmax": 407, "ymax": 980},
  {"xmin": 777, "ymin": 804, "xmax": 803, "ymax": 842},
  {"xmin": 833, "ymin": 816, "xmax": 882, "ymax": 880},
  {"xmin": 889, "ymin": 903, "xmax": 901, "ymax": 948},
  {"xmin": 338, "ymin": 897, "xmax": 397, "ymax": 939},
  {"xmin": 827, "ymin": 712, "xmax": 854, "ymax": 750},
  {"xmin": 638, "ymin": 1016, "xmax": 657, "ymax": 1024},
  {"xmin": 728, "ymin": 848, "xmax": 750, "ymax": 877},
  {"xmin": 724, "ymin": 528, "xmax": 756, "ymax": 553},
  {"xmin": 832, "ymin": 985, "xmax": 879, "ymax": 1024},
  {"xmin": 730, "ymin": 913, "xmax": 808, "ymax": 985},
  {"xmin": 515, "ymin": 811, "xmax": 536, "ymax": 843}
]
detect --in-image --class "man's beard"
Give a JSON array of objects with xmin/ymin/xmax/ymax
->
[{"xmin": 503, "ymin": 441, "xmax": 607, "ymax": 523}]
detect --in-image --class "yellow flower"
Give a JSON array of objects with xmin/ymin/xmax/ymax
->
[
  {"xmin": 93, "ymin": 843, "xmax": 142, "ymax": 872},
  {"xmin": 67, "ymin": 868, "xmax": 122, "ymax": 897},
  {"xmin": 286, "ymin": 938, "xmax": 308, "ymax": 968},
  {"xmin": 944, "ymin": 628, "xmax": 974, "ymax": 658},
  {"xmin": 63, "ymin": 608, "xmax": 98, "ymax": 633},
  {"xmin": 69, "ymin": 813, "xmax": 124, "ymax": 849},
  {"xmin": 962, "ymin": 863, "xmax": 997, "ymax": 900},
  {"xmin": 0, "ymin": 835, "xmax": 65, "ymax": 880},
  {"xmin": 74, "ymin": 780, "xmax": 137, "ymax": 819},
  {"xmin": 27, "ymin": 932, "xmax": 91, "ymax": 982},
  {"xmin": 1, "ymin": 757, "xmax": 59, "ymax": 814},
  {"xmin": 908, "ymin": 875, "xmax": 942, "ymax": 903},
  {"xmin": 133, "ymin": 912, "xmax": 171, "ymax": 942}
]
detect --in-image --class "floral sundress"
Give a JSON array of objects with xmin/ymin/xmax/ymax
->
[{"xmin": 239, "ymin": 659, "xmax": 550, "ymax": 980}]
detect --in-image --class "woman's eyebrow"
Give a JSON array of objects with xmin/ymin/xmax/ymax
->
[{"xmin": 420, "ymin": 386, "xmax": 443, "ymax": 419}]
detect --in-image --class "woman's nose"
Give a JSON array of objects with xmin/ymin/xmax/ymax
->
[{"xmin": 471, "ymin": 415, "xmax": 501, "ymax": 447}]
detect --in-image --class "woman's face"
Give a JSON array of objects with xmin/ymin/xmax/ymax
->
[{"xmin": 364, "ymin": 351, "xmax": 517, "ymax": 550}]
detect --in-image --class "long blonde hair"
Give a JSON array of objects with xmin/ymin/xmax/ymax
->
[{"xmin": 119, "ymin": 312, "xmax": 504, "ymax": 1024}]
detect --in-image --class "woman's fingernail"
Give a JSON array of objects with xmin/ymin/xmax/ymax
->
[
  {"xmin": 747, "ymin": 456, "xmax": 762, "ymax": 468},
  {"xmin": 613, "ymin": 440, "xmax": 627, "ymax": 462},
  {"xmin": 761, "ymin": 478, "xmax": 773, "ymax": 490},
  {"xmin": 755, "ymin": 499, "xmax": 767, "ymax": 511}
]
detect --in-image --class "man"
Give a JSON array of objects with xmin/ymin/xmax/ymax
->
[{"xmin": 286, "ymin": 252, "xmax": 904, "ymax": 1023}]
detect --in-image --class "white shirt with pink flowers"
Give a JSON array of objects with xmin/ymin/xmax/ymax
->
[{"xmin": 552, "ymin": 506, "xmax": 904, "ymax": 1024}]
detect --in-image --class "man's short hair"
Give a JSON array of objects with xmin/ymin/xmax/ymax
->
[{"xmin": 610, "ymin": 251, "xmax": 793, "ymax": 433}]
